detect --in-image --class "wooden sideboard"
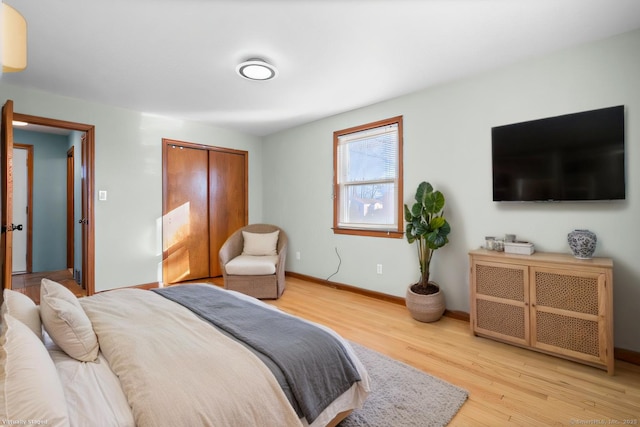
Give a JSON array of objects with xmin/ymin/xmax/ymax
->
[{"xmin": 469, "ymin": 249, "xmax": 614, "ymax": 375}]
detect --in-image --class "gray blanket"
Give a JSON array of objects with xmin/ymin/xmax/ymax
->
[{"xmin": 153, "ymin": 285, "xmax": 361, "ymax": 423}]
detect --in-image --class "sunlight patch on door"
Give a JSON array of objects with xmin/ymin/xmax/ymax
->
[{"xmin": 162, "ymin": 202, "xmax": 191, "ymax": 283}]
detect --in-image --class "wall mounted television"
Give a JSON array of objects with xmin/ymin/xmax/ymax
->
[{"xmin": 492, "ymin": 105, "xmax": 625, "ymax": 202}]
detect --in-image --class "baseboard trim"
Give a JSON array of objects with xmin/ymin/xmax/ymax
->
[
  {"xmin": 286, "ymin": 271, "xmax": 640, "ymax": 366},
  {"xmin": 615, "ymin": 347, "xmax": 640, "ymax": 366},
  {"xmin": 285, "ymin": 271, "xmax": 406, "ymax": 305},
  {"xmin": 285, "ymin": 271, "xmax": 468, "ymax": 321},
  {"xmin": 444, "ymin": 310, "xmax": 471, "ymax": 322},
  {"xmin": 132, "ymin": 282, "xmax": 160, "ymax": 290}
]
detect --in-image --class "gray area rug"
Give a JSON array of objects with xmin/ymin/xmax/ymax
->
[{"xmin": 339, "ymin": 342, "xmax": 468, "ymax": 427}]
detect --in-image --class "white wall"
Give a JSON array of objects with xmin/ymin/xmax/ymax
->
[
  {"xmin": 0, "ymin": 84, "xmax": 264, "ymax": 291},
  {"xmin": 263, "ymin": 29, "xmax": 640, "ymax": 352}
]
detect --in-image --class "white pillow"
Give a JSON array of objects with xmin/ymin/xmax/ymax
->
[
  {"xmin": 242, "ymin": 230, "xmax": 279, "ymax": 256},
  {"xmin": 40, "ymin": 279, "xmax": 99, "ymax": 362},
  {"xmin": 0, "ymin": 314, "xmax": 70, "ymax": 426},
  {"xmin": 1, "ymin": 289, "xmax": 42, "ymax": 341}
]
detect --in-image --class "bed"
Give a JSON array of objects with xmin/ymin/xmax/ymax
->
[{"xmin": 0, "ymin": 280, "xmax": 370, "ymax": 427}]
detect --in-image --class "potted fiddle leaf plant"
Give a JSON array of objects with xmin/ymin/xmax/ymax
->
[{"xmin": 404, "ymin": 181, "xmax": 451, "ymax": 322}]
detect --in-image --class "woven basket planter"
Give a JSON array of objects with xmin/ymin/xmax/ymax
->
[{"xmin": 405, "ymin": 282, "xmax": 445, "ymax": 323}]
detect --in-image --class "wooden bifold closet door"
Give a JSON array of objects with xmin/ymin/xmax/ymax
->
[{"xmin": 162, "ymin": 139, "xmax": 247, "ymax": 284}]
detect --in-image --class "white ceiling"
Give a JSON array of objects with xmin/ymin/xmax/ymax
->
[{"xmin": 4, "ymin": 0, "xmax": 640, "ymax": 137}]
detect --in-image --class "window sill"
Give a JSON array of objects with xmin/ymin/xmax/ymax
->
[{"xmin": 333, "ymin": 227, "xmax": 403, "ymax": 239}]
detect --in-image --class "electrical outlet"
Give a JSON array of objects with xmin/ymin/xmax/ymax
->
[
  {"xmin": 376, "ymin": 264, "xmax": 383, "ymax": 275},
  {"xmin": 296, "ymin": 251, "xmax": 301, "ymax": 260}
]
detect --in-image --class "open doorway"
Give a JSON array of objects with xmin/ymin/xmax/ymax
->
[
  {"xmin": 2, "ymin": 105, "xmax": 95, "ymax": 300},
  {"xmin": 11, "ymin": 127, "xmax": 85, "ymax": 302}
]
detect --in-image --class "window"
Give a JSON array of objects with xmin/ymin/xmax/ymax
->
[{"xmin": 333, "ymin": 116, "xmax": 403, "ymax": 238}]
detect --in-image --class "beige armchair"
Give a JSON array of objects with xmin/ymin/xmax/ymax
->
[{"xmin": 218, "ymin": 224, "xmax": 288, "ymax": 299}]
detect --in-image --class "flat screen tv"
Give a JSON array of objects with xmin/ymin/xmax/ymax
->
[{"xmin": 492, "ymin": 106, "xmax": 625, "ymax": 202}]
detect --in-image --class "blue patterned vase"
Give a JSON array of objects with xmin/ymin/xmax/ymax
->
[{"xmin": 567, "ymin": 229, "xmax": 597, "ymax": 259}]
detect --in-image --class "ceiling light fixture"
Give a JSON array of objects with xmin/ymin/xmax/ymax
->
[
  {"xmin": 1, "ymin": 1, "xmax": 27, "ymax": 73},
  {"xmin": 236, "ymin": 58, "xmax": 278, "ymax": 81}
]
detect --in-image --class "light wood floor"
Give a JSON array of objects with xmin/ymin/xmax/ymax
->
[
  {"xmin": 12, "ymin": 269, "xmax": 85, "ymax": 304},
  {"xmin": 265, "ymin": 277, "xmax": 640, "ymax": 426}
]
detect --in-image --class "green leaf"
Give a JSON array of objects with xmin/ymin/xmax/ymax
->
[
  {"xmin": 426, "ymin": 231, "xmax": 446, "ymax": 249},
  {"xmin": 414, "ymin": 222, "xmax": 428, "ymax": 236},
  {"xmin": 404, "ymin": 204, "xmax": 412, "ymax": 222},
  {"xmin": 424, "ymin": 191, "xmax": 445, "ymax": 214},
  {"xmin": 415, "ymin": 181, "xmax": 433, "ymax": 203},
  {"xmin": 405, "ymin": 223, "xmax": 416, "ymax": 243},
  {"xmin": 439, "ymin": 220, "xmax": 451, "ymax": 236},
  {"xmin": 411, "ymin": 202, "xmax": 422, "ymax": 218},
  {"xmin": 429, "ymin": 220, "xmax": 451, "ymax": 246},
  {"xmin": 430, "ymin": 216, "xmax": 446, "ymax": 229}
]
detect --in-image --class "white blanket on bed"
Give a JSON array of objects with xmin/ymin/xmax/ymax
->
[{"xmin": 80, "ymin": 289, "xmax": 303, "ymax": 427}]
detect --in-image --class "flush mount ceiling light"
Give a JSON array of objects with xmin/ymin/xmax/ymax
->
[
  {"xmin": 1, "ymin": 1, "xmax": 27, "ymax": 72},
  {"xmin": 236, "ymin": 58, "xmax": 278, "ymax": 81}
]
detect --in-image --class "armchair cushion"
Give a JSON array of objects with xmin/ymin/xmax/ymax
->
[
  {"xmin": 241, "ymin": 230, "xmax": 279, "ymax": 256},
  {"xmin": 225, "ymin": 255, "xmax": 278, "ymax": 276}
]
